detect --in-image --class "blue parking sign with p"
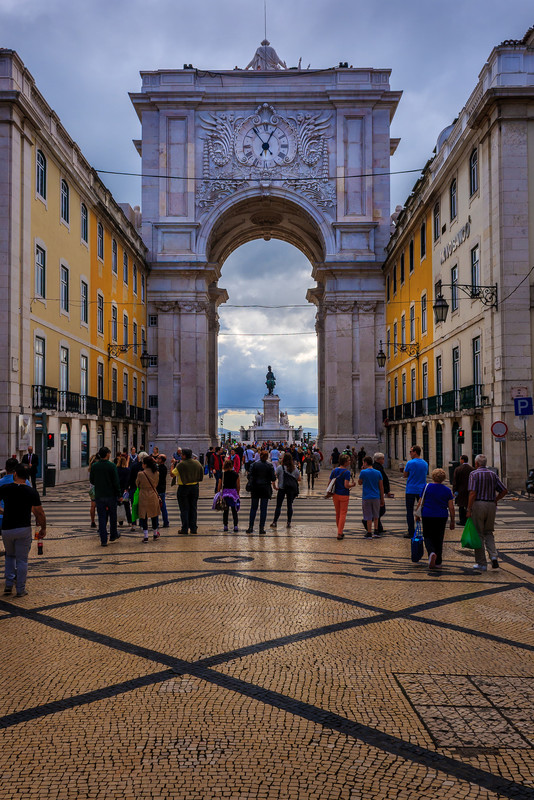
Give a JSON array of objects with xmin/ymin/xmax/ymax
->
[{"xmin": 514, "ymin": 397, "xmax": 533, "ymax": 416}]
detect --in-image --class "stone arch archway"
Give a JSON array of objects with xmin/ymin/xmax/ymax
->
[{"xmin": 132, "ymin": 63, "xmax": 400, "ymax": 453}]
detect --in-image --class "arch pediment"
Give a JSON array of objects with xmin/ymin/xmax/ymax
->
[{"xmin": 197, "ymin": 189, "xmax": 332, "ymax": 267}]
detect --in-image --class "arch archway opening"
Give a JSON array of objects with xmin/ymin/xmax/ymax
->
[{"xmin": 217, "ymin": 238, "xmax": 318, "ymax": 443}]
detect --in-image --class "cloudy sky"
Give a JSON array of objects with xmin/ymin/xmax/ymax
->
[{"xmin": 2, "ymin": 0, "xmax": 532, "ymax": 433}]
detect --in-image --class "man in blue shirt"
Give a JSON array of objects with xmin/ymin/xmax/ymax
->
[
  {"xmin": 403, "ymin": 445, "xmax": 428, "ymax": 538},
  {"xmin": 358, "ymin": 456, "xmax": 385, "ymax": 538}
]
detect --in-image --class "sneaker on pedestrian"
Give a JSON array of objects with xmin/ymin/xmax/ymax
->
[
  {"xmin": 270, "ymin": 522, "xmax": 277, "ymax": 528},
  {"xmin": 3, "ymin": 585, "xmax": 12, "ymax": 595},
  {"xmin": 143, "ymin": 532, "xmax": 149, "ymax": 542},
  {"xmin": 473, "ymin": 563, "xmax": 487, "ymax": 571},
  {"xmin": 162, "ymin": 523, "xmax": 170, "ymax": 528},
  {"xmin": 259, "ymin": 529, "xmax": 266, "ymax": 535},
  {"xmin": 223, "ymin": 525, "xmax": 229, "ymax": 532},
  {"xmin": 153, "ymin": 530, "xmax": 160, "ymax": 540},
  {"xmin": 246, "ymin": 528, "xmax": 253, "ymax": 534},
  {"xmin": 372, "ymin": 532, "xmax": 379, "ymax": 538},
  {"xmin": 491, "ymin": 558, "xmax": 499, "ymax": 569},
  {"xmin": 428, "ymin": 552, "xmax": 437, "ymax": 569},
  {"xmin": 178, "ymin": 530, "xmax": 188, "ymax": 535},
  {"xmin": 15, "ymin": 589, "xmax": 28, "ymax": 597},
  {"xmin": 233, "ymin": 526, "xmax": 239, "ymax": 532},
  {"xmin": 364, "ymin": 532, "xmax": 372, "ymax": 538},
  {"xmin": 130, "ymin": 525, "xmax": 137, "ymax": 531}
]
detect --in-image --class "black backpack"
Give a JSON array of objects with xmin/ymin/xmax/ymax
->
[{"xmin": 283, "ymin": 468, "xmax": 299, "ymax": 496}]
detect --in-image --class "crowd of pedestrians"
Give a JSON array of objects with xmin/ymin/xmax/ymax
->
[{"xmin": 0, "ymin": 437, "xmax": 509, "ymax": 598}]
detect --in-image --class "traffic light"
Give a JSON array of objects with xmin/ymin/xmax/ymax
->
[
  {"xmin": 527, "ymin": 469, "xmax": 534, "ymax": 494},
  {"xmin": 457, "ymin": 429, "xmax": 465, "ymax": 445},
  {"xmin": 47, "ymin": 433, "xmax": 55, "ymax": 448}
]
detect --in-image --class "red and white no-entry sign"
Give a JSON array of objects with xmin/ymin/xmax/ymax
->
[{"xmin": 491, "ymin": 420, "xmax": 508, "ymax": 440}]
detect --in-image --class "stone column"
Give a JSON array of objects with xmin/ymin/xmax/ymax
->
[
  {"xmin": 356, "ymin": 300, "xmax": 383, "ymax": 445},
  {"xmin": 151, "ymin": 301, "xmax": 180, "ymax": 454},
  {"xmin": 322, "ymin": 299, "xmax": 356, "ymax": 452},
  {"xmin": 175, "ymin": 299, "xmax": 211, "ymax": 454}
]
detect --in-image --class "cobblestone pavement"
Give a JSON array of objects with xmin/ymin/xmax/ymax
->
[{"xmin": 1, "ymin": 471, "xmax": 534, "ymax": 799}]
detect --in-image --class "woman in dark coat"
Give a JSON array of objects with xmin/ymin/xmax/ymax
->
[{"xmin": 246, "ymin": 450, "xmax": 276, "ymax": 535}]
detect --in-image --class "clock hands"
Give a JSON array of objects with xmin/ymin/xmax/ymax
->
[{"xmin": 252, "ymin": 126, "xmax": 274, "ymax": 157}]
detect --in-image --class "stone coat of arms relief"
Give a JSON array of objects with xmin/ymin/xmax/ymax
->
[{"xmin": 196, "ymin": 103, "xmax": 335, "ymax": 212}]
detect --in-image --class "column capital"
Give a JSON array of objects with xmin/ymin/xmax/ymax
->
[
  {"xmin": 356, "ymin": 301, "xmax": 377, "ymax": 313},
  {"xmin": 178, "ymin": 300, "xmax": 210, "ymax": 313},
  {"xmin": 153, "ymin": 300, "xmax": 179, "ymax": 313},
  {"xmin": 323, "ymin": 299, "xmax": 355, "ymax": 313}
]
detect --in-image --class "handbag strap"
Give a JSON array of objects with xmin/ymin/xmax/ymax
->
[
  {"xmin": 143, "ymin": 469, "xmax": 160, "ymax": 500},
  {"xmin": 419, "ymin": 483, "xmax": 429, "ymax": 509}
]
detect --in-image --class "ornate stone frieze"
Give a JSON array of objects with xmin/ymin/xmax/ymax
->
[
  {"xmin": 154, "ymin": 301, "xmax": 180, "ymax": 313},
  {"xmin": 178, "ymin": 300, "xmax": 210, "ymax": 313},
  {"xmin": 196, "ymin": 103, "xmax": 335, "ymax": 212},
  {"xmin": 356, "ymin": 301, "xmax": 377, "ymax": 313},
  {"xmin": 323, "ymin": 300, "xmax": 355, "ymax": 313}
]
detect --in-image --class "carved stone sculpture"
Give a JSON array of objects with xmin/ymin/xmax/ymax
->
[
  {"xmin": 245, "ymin": 41, "xmax": 287, "ymax": 71},
  {"xmin": 265, "ymin": 365, "xmax": 276, "ymax": 395}
]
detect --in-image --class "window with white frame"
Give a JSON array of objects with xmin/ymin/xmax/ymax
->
[
  {"xmin": 471, "ymin": 245, "xmax": 480, "ymax": 293},
  {"xmin": 421, "ymin": 294, "xmax": 427, "ymax": 334},
  {"xmin": 409, "ymin": 240, "xmax": 414, "ymax": 273},
  {"xmin": 450, "ymin": 179, "xmax": 457, "ymax": 220},
  {"xmin": 60, "ymin": 265, "xmax": 69, "ymax": 313},
  {"xmin": 81, "ymin": 203, "xmax": 88, "ymax": 243},
  {"xmin": 111, "ymin": 305, "xmax": 118, "ymax": 342},
  {"xmin": 36, "ymin": 150, "xmax": 47, "ymax": 199},
  {"xmin": 97, "ymin": 362, "xmax": 104, "ymax": 400},
  {"xmin": 393, "ymin": 322, "xmax": 398, "ymax": 355},
  {"xmin": 422, "ymin": 362, "xmax": 428, "ymax": 399},
  {"xmin": 433, "ymin": 202, "xmax": 440, "ymax": 241},
  {"xmin": 133, "ymin": 376, "xmax": 138, "ymax": 407},
  {"xmin": 60, "ymin": 346, "xmax": 69, "ymax": 391},
  {"xmin": 133, "ymin": 263, "xmax": 138, "ymax": 295},
  {"xmin": 123, "ymin": 313, "xmax": 128, "ymax": 346},
  {"xmin": 386, "ymin": 328, "xmax": 391, "ymax": 360},
  {"xmin": 148, "ymin": 355, "xmax": 158, "ymax": 367},
  {"xmin": 97, "ymin": 294, "xmax": 104, "ymax": 335},
  {"xmin": 123, "ymin": 372, "xmax": 129, "ymax": 403},
  {"xmin": 149, "ymin": 395, "xmax": 159, "ymax": 408},
  {"xmin": 60, "ymin": 180, "xmax": 69, "ymax": 224},
  {"xmin": 112, "ymin": 367, "xmax": 118, "ymax": 402},
  {"xmin": 34, "ymin": 336, "xmax": 45, "ymax": 386},
  {"xmin": 141, "ymin": 274, "xmax": 145, "ymax": 303},
  {"xmin": 469, "ymin": 148, "xmax": 478, "ymax": 195},
  {"xmin": 451, "ymin": 265, "xmax": 458, "ymax": 311},
  {"xmin": 148, "ymin": 315, "xmax": 158, "ymax": 327},
  {"xmin": 411, "ymin": 368, "xmax": 416, "ymax": 402},
  {"xmin": 97, "ymin": 223, "xmax": 104, "ymax": 260},
  {"xmin": 123, "ymin": 252, "xmax": 128, "ymax": 284},
  {"xmin": 409, "ymin": 305, "xmax": 415, "ymax": 342},
  {"xmin": 394, "ymin": 376, "xmax": 398, "ymax": 406},
  {"xmin": 402, "ymin": 373, "xmax": 407, "ymax": 404},
  {"xmin": 420, "ymin": 221, "xmax": 426, "ymax": 259},
  {"xmin": 80, "ymin": 355, "xmax": 88, "ymax": 397},
  {"xmin": 81, "ymin": 280, "xmax": 88, "ymax": 325},
  {"xmin": 141, "ymin": 380, "xmax": 145, "ymax": 409},
  {"xmin": 473, "ymin": 336, "xmax": 481, "ymax": 387},
  {"xmin": 141, "ymin": 327, "xmax": 146, "ymax": 352},
  {"xmin": 112, "ymin": 239, "xmax": 118, "ymax": 274},
  {"xmin": 35, "ymin": 245, "xmax": 46, "ymax": 298},
  {"xmin": 452, "ymin": 346, "xmax": 460, "ymax": 393},
  {"xmin": 387, "ymin": 381, "xmax": 391, "ymax": 408},
  {"xmin": 436, "ymin": 355, "xmax": 442, "ymax": 397},
  {"xmin": 133, "ymin": 321, "xmax": 138, "ymax": 354},
  {"xmin": 401, "ymin": 314, "xmax": 406, "ymax": 346}
]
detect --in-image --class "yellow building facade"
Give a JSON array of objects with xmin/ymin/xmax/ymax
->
[
  {"xmin": 1, "ymin": 49, "xmax": 150, "ymax": 483},
  {"xmin": 382, "ymin": 199, "xmax": 436, "ymax": 466}
]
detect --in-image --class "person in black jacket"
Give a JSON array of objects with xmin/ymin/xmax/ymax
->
[
  {"xmin": 156, "ymin": 454, "xmax": 169, "ymax": 527},
  {"xmin": 246, "ymin": 451, "xmax": 276, "ymax": 535},
  {"xmin": 21, "ymin": 446, "xmax": 39, "ymax": 489}
]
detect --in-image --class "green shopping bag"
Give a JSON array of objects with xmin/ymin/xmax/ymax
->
[
  {"xmin": 461, "ymin": 517, "xmax": 482, "ymax": 550},
  {"xmin": 131, "ymin": 487, "xmax": 140, "ymax": 523}
]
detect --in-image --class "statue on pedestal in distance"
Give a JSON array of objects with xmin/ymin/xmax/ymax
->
[{"xmin": 265, "ymin": 366, "xmax": 276, "ymax": 396}]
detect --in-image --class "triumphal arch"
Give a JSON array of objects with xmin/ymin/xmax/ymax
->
[{"xmin": 130, "ymin": 44, "xmax": 401, "ymax": 454}]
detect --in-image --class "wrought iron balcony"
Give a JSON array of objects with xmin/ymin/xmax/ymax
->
[
  {"xmin": 32, "ymin": 385, "xmax": 58, "ymax": 410},
  {"xmin": 58, "ymin": 391, "xmax": 81, "ymax": 413}
]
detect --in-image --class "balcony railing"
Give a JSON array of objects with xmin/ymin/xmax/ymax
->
[
  {"xmin": 383, "ymin": 384, "xmax": 485, "ymax": 423},
  {"xmin": 32, "ymin": 385, "xmax": 58, "ymax": 410},
  {"xmin": 58, "ymin": 391, "xmax": 80, "ymax": 413}
]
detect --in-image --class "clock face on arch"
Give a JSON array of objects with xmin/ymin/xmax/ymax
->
[{"xmin": 235, "ymin": 116, "xmax": 297, "ymax": 169}]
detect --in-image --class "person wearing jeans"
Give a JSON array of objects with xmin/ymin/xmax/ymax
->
[
  {"xmin": 156, "ymin": 454, "xmax": 170, "ymax": 528},
  {"xmin": 173, "ymin": 449, "xmax": 204, "ymax": 535},
  {"xmin": 90, "ymin": 446, "xmax": 121, "ymax": 546},
  {"xmin": 246, "ymin": 450, "xmax": 276, "ymax": 535},
  {"xmin": 402, "ymin": 445, "xmax": 428, "ymax": 539},
  {"xmin": 467, "ymin": 454, "xmax": 507, "ymax": 571},
  {"xmin": 0, "ymin": 464, "xmax": 47, "ymax": 597},
  {"xmin": 330, "ymin": 454, "xmax": 355, "ymax": 540}
]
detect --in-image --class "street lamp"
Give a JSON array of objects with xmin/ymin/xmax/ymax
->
[
  {"xmin": 107, "ymin": 344, "xmax": 151, "ymax": 369},
  {"xmin": 376, "ymin": 340, "xmax": 420, "ymax": 367},
  {"xmin": 433, "ymin": 283, "xmax": 498, "ymax": 324}
]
